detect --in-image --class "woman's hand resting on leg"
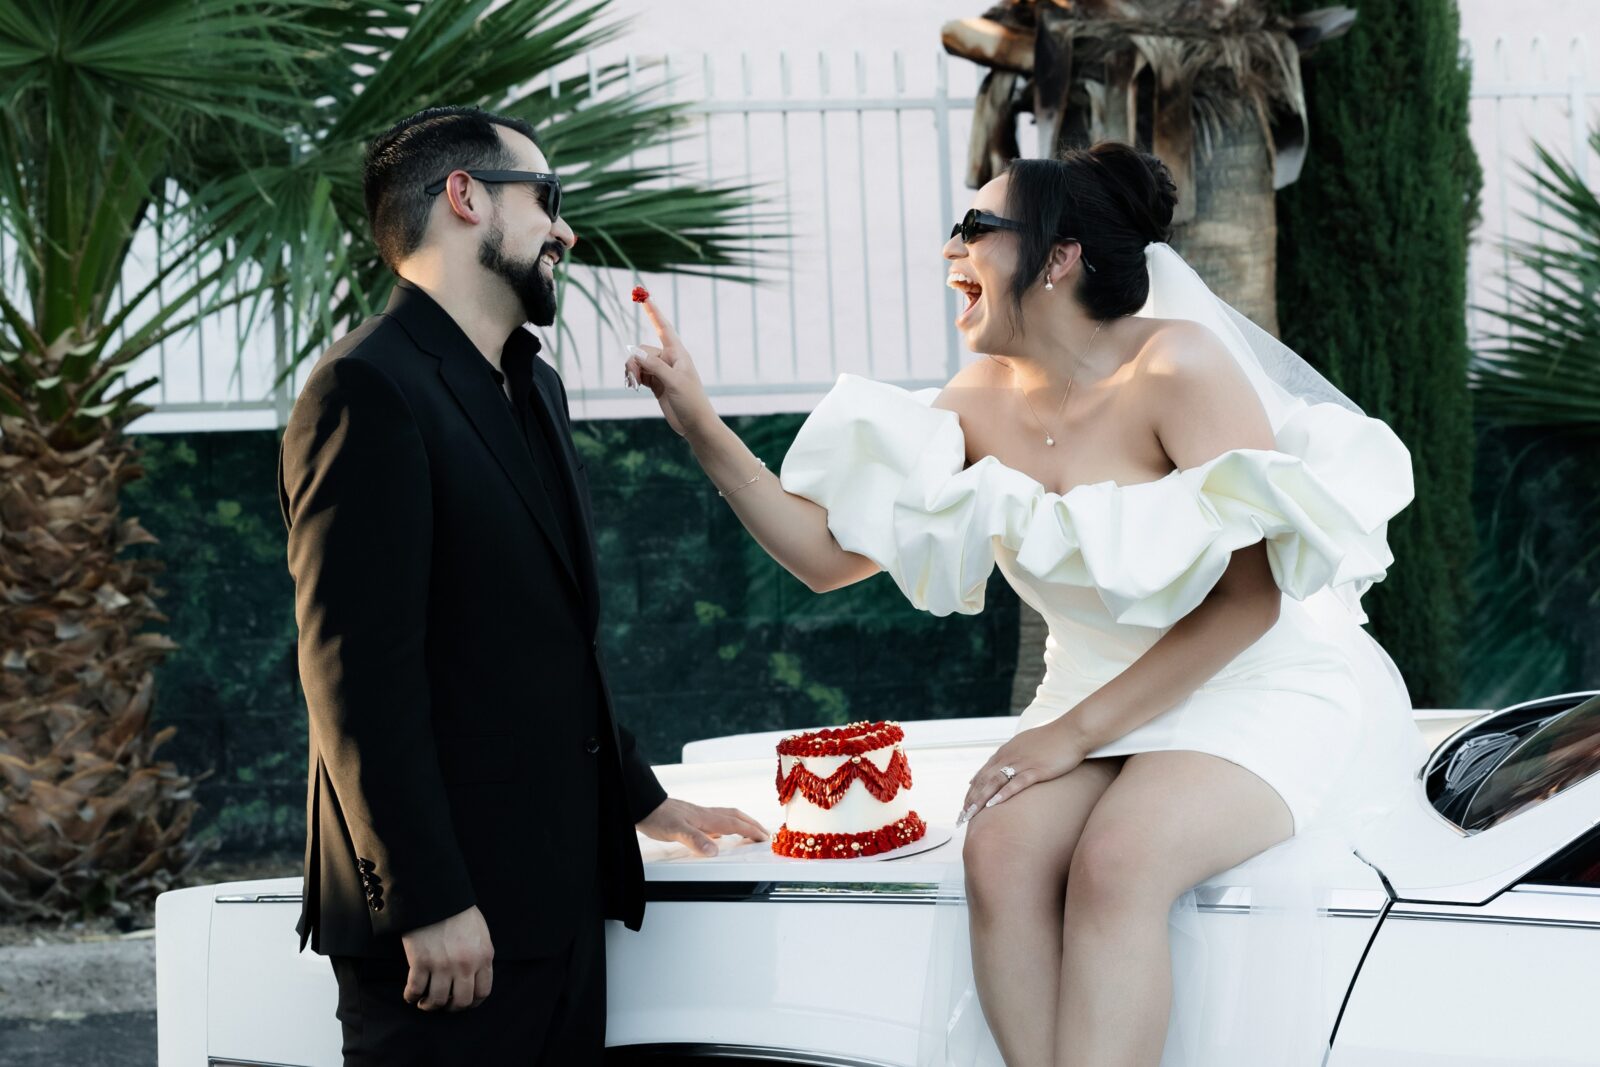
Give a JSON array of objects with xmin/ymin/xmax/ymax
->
[{"xmin": 959, "ymin": 716, "xmax": 1093, "ymax": 825}]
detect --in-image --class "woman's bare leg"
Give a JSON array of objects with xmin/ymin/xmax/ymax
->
[
  {"xmin": 962, "ymin": 755, "xmax": 1125, "ymax": 1067},
  {"xmin": 1055, "ymin": 751, "xmax": 1295, "ymax": 1067}
]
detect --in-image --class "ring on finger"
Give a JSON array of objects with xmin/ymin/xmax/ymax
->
[{"xmin": 999, "ymin": 765, "xmax": 1017, "ymax": 782}]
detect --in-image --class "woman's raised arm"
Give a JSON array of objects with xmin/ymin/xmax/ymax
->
[{"xmin": 623, "ymin": 297, "xmax": 880, "ymax": 594}]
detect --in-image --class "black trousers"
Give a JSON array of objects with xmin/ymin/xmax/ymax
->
[{"xmin": 329, "ymin": 909, "xmax": 607, "ymax": 1066}]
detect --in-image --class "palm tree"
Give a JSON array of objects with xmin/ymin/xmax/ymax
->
[
  {"xmin": 0, "ymin": 0, "xmax": 769, "ymax": 921},
  {"xmin": 1465, "ymin": 127, "xmax": 1600, "ymax": 708}
]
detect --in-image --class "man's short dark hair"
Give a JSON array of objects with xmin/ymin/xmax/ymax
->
[{"xmin": 363, "ymin": 106, "xmax": 543, "ymax": 271}]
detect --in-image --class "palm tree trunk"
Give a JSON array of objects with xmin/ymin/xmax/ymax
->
[
  {"xmin": 1172, "ymin": 112, "xmax": 1281, "ymax": 335},
  {"xmin": 0, "ymin": 415, "xmax": 203, "ymax": 921}
]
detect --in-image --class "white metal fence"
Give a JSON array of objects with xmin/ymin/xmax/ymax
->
[{"xmin": 4, "ymin": 37, "xmax": 1594, "ymax": 433}]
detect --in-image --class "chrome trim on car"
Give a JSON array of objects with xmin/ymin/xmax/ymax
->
[
  {"xmin": 607, "ymin": 1044, "xmax": 901, "ymax": 1066},
  {"xmin": 211, "ymin": 882, "xmax": 1393, "ymax": 916},
  {"xmin": 1390, "ymin": 885, "xmax": 1600, "ymax": 929},
  {"xmin": 645, "ymin": 881, "xmax": 947, "ymax": 905},
  {"xmin": 1190, "ymin": 883, "xmax": 1386, "ymax": 918},
  {"xmin": 638, "ymin": 881, "xmax": 1389, "ymax": 916},
  {"xmin": 1512, "ymin": 882, "xmax": 1600, "ymax": 898}
]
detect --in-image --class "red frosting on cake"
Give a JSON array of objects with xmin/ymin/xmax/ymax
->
[
  {"xmin": 776, "ymin": 744, "xmax": 912, "ymax": 810},
  {"xmin": 776, "ymin": 720, "xmax": 904, "ymax": 758},
  {"xmin": 771, "ymin": 812, "xmax": 927, "ymax": 859}
]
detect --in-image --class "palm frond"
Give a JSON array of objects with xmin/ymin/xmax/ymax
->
[
  {"xmin": 0, "ymin": 0, "xmax": 781, "ymax": 443},
  {"xmin": 1464, "ymin": 124, "xmax": 1600, "ymax": 702}
]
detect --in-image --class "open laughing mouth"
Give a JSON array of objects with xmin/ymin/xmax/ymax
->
[{"xmin": 948, "ymin": 272, "xmax": 982, "ymax": 326}]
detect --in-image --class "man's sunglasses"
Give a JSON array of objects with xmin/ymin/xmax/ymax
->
[
  {"xmin": 424, "ymin": 169, "xmax": 562, "ymax": 221},
  {"xmin": 949, "ymin": 208, "xmax": 1096, "ymax": 272}
]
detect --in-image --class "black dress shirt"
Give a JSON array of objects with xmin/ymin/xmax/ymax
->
[{"xmin": 488, "ymin": 329, "xmax": 583, "ymax": 568}]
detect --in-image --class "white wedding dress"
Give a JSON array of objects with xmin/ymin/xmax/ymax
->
[{"xmin": 774, "ymin": 244, "xmax": 1431, "ymax": 1066}]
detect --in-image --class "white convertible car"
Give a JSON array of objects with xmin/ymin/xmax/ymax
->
[{"xmin": 156, "ymin": 692, "xmax": 1600, "ymax": 1067}]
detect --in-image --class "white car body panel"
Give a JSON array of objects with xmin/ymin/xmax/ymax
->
[
  {"xmin": 1329, "ymin": 885, "xmax": 1600, "ymax": 1066},
  {"xmin": 155, "ymin": 710, "xmax": 1600, "ymax": 1067}
]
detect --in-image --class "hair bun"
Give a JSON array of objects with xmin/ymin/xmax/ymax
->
[
  {"xmin": 1084, "ymin": 142, "xmax": 1177, "ymax": 243},
  {"xmin": 1137, "ymin": 152, "xmax": 1178, "ymax": 239}
]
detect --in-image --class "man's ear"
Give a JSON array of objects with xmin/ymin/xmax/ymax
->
[{"xmin": 443, "ymin": 171, "xmax": 483, "ymax": 226}]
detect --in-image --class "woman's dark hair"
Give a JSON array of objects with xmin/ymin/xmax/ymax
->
[
  {"xmin": 996, "ymin": 141, "xmax": 1178, "ymax": 332},
  {"xmin": 363, "ymin": 106, "xmax": 543, "ymax": 271}
]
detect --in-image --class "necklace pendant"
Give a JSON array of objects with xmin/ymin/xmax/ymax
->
[{"xmin": 1045, "ymin": 435, "xmax": 1055, "ymax": 446}]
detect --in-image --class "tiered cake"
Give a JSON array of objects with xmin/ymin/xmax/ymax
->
[{"xmin": 772, "ymin": 720, "xmax": 927, "ymax": 859}]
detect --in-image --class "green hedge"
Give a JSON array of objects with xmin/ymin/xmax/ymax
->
[
  {"xmin": 1276, "ymin": 0, "xmax": 1483, "ymax": 707},
  {"xmin": 125, "ymin": 419, "xmax": 1020, "ymax": 853}
]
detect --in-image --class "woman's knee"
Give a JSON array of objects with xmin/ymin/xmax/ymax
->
[
  {"xmin": 961, "ymin": 815, "xmax": 1016, "ymax": 908},
  {"xmin": 1065, "ymin": 826, "xmax": 1172, "ymax": 918},
  {"xmin": 962, "ymin": 810, "xmax": 1060, "ymax": 911}
]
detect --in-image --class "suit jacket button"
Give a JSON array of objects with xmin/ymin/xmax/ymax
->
[{"xmin": 585, "ymin": 737, "xmax": 600, "ymax": 754}]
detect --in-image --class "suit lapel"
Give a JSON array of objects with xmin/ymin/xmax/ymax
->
[
  {"xmin": 383, "ymin": 281, "xmax": 582, "ymax": 596},
  {"xmin": 436, "ymin": 354, "xmax": 581, "ymax": 594},
  {"xmin": 531, "ymin": 371, "xmax": 600, "ymax": 628}
]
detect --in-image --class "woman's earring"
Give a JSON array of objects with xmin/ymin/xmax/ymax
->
[{"xmin": 1044, "ymin": 276, "xmax": 1054, "ymax": 291}]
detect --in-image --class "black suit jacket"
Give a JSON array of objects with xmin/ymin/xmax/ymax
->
[{"xmin": 278, "ymin": 279, "xmax": 667, "ymax": 959}]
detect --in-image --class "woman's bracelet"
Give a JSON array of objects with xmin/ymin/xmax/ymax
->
[{"xmin": 717, "ymin": 459, "xmax": 766, "ymax": 498}]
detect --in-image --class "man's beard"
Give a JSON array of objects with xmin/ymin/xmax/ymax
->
[{"xmin": 478, "ymin": 220, "xmax": 558, "ymax": 325}]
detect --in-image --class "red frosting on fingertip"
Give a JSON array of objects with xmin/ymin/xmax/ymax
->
[{"xmin": 630, "ymin": 285, "xmax": 650, "ymax": 303}]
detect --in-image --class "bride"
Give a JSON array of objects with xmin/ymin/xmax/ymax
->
[{"xmin": 623, "ymin": 141, "xmax": 1426, "ymax": 1066}]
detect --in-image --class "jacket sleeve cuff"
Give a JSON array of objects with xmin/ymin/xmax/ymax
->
[
  {"xmin": 368, "ymin": 870, "xmax": 478, "ymax": 939},
  {"xmin": 617, "ymin": 723, "xmax": 668, "ymax": 824}
]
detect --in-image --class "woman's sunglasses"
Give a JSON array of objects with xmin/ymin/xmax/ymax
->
[
  {"xmin": 950, "ymin": 208, "xmax": 1023, "ymax": 243},
  {"xmin": 948, "ymin": 208, "xmax": 1097, "ymax": 272},
  {"xmin": 424, "ymin": 169, "xmax": 562, "ymax": 221}
]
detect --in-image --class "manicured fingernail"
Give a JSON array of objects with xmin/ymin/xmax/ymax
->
[
  {"xmin": 626, "ymin": 344, "xmax": 646, "ymax": 358},
  {"xmin": 986, "ymin": 795, "xmax": 1004, "ymax": 808}
]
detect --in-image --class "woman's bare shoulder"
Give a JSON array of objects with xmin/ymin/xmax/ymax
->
[
  {"xmin": 1133, "ymin": 317, "xmax": 1275, "ymax": 454},
  {"xmin": 1132, "ymin": 317, "xmax": 1236, "ymax": 383}
]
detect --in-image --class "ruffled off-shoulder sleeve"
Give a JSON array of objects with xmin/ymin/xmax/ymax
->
[{"xmin": 779, "ymin": 373, "xmax": 1414, "ymax": 627}]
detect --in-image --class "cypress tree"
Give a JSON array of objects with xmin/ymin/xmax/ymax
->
[{"xmin": 1276, "ymin": 0, "xmax": 1482, "ymax": 707}]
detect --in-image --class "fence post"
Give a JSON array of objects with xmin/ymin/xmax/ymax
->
[
  {"xmin": 1571, "ymin": 36, "xmax": 1592, "ymax": 185},
  {"xmin": 272, "ymin": 283, "xmax": 291, "ymax": 429},
  {"xmin": 934, "ymin": 50, "xmax": 960, "ymax": 379}
]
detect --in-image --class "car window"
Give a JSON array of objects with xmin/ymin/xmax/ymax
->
[
  {"xmin": 1426, "ymin": 691, "xmax": 1600, "ymax": 833},
  {"xmin": 1523, "ymin": 822, "xmax": 1600, "ymax": 889},
  {"xmin": 1461, "ymin": 693, "xmax": 1600, "ymax": 833}
]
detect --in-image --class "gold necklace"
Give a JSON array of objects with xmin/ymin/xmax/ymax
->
[{"xmin": 1001, "ymin": 319, "xmax": 1105, "ymax": 447}]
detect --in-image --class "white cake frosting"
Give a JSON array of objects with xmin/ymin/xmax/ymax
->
[{"xmin": 778, "ymin": 745, "xmax": 914, "ymax": 834}]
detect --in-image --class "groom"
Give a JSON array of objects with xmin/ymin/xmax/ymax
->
[{"xmin": 278, "ymin": 105, "xmax": 767, "ymax": 1065}]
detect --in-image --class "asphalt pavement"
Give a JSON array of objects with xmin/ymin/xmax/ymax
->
[{"xmin": 0, "ymin": 1012, "xmax": 156, "ymax": 1066}]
